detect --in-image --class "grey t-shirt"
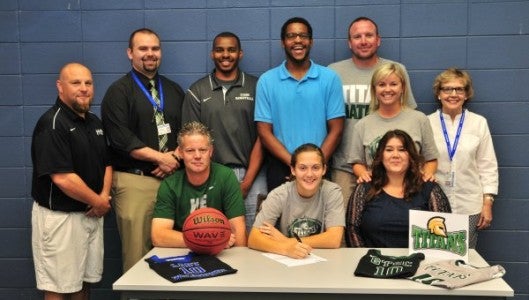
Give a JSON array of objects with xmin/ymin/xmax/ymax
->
[
  {"xmin": 328, "ymin": 58, "xmax": 417, "ymax": 173},
  {"xmin": 348, "ymin": 108, "xmax": 438, "ymax": 168},
  {"xmin": 253, "ymin": 180, "xmax": 345, "ymax": 238},
  {"xmin": 410, "ymin": 260, "xmax": 506, "ymax": 289}
]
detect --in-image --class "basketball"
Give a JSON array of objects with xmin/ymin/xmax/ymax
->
[{"xmin": 182, "ymin": 207, "xmax": 231, "ymax": 255}]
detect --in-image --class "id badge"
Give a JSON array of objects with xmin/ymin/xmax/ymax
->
[
  {"xmin": 444, "ymin": 163, "xmax": 456, "ymax": 187},
  {"xmin": 157, "ymin": 123, "xmax": 171, "ymax": 135},
  {"xmin": 444, "ymin": 172, "xmax": 455, "ymax": 187}
]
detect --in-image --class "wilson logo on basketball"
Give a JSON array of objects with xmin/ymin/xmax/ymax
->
[
  {"xmin": 183, "ymin": 208, "xmax": 231, "ymax": 255},
  {"xmin": 192, "ymin": 215, "xmax": 226, "ymax": 225}
]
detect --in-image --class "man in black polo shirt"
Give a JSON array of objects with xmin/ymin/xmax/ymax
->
[
  {"xmin": 31, "ymin": 62, "xmax": 112, "ymax": 299},
  {"xmin": 101, "ymin": 28, "xmax": 185, "ymax": 272}
]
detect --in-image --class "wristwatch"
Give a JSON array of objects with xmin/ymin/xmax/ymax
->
[{"xmin": 484, "ymin": 194, "xmax": 495, "ymax": 203}]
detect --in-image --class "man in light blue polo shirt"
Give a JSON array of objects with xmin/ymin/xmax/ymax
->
[{"xmin": 255, "ymin": 16, "xmax": 345, "ymax": 191}]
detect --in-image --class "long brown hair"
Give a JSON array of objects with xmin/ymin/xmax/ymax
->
[{"xmin": 367, "ymin": 129, "xmax": 424, "ymax": 201}]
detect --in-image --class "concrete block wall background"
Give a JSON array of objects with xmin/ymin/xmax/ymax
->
[{"xmin": 0, "ymin": 0, "xmax": 527, "ymax": 299}]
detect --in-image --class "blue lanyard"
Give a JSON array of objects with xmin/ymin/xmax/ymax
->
[
  {"xmin": 130, "ymin": 71, "xmax": 164, "ymax": 111},
  {"xmin": 439, "ymin": 109, "xmax": 465, "ymax": 161},
  {"xmin": 147, "ymin": 253, "xmax": 193, "ymax": 264}
]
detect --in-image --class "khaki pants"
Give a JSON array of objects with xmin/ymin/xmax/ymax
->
[
  {"xmin": 331, "ymin": 169, "xmax": 356, "ymax": 209},
  {"xmin": 331, "ymin": 169, "xmax": 356, "ymax": 248},
  {"xmin": 112, "ymin": 171, "xmax": 161, "ymax": 272}
]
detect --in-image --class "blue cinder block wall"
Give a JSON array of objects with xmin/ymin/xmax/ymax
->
[{"xmin": 1, "ymin": 0, "xmax": 527, "ymax": 299}]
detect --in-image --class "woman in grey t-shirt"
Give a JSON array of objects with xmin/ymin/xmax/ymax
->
[{"xmin": 248, "ymin": 143, "xmax": 345, "ymax": 259}]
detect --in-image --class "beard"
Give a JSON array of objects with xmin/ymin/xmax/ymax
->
[
  {"xmin": 142, "ymin": 62, "xmax": 158, "ymax": 73},
  {"xmin": 353, "ymin": 49, "xmax": 376, "ymax": 61},
  {"xmin": 143, "ymin": 62, "xmax": 158, "ymax": 71},
  {"xmin": 214, "ymin": 60, "xmax": 239, "ymax": 76},
  {"xmin": 72, "ymin": 100, "xmax": 91, "ymax": 114},
  {"xmin": 284, "ymin": 46, "xmax": 311, "ymax": 65},
  {"xmin": 141, "ymin": 56, "xmax": 160, "ymax": 73}
]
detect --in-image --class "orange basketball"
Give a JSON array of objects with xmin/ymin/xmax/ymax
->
[{"xmin": 182, "ymin": 207, "xmax": 231, "ymax": 255}]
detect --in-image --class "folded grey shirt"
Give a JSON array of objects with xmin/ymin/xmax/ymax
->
[{"xmin": 409, "ymin": 259, "xmax": 506, "ymax": 289}]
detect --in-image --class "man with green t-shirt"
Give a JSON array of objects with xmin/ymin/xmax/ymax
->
[{"xmin": 151, "ymin": 121, "xmax": 247, "ymax": 248}]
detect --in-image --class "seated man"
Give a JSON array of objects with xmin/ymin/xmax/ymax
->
[
  {"xmin": 151, "ymin": 121, "xmax": 247, "ymax": 248},
  {"xmin": 248, "ymin": 144, "xmax": 344, "ymax": 259}
]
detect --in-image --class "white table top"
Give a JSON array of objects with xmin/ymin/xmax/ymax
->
[{"xmin": 113, "ymin": 247, "xmax": 513, "ymax": 297}]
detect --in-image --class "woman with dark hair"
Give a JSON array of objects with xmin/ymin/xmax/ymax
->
[
  {"xmin": 248, "ymin": 143, "xmax": 344, "ymax": 258},
  {"xmin": 346, "ymin": 130, "xmax": 451, "ymax": 248}
]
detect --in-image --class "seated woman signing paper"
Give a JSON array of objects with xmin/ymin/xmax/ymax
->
[{"xmin": 248, "ymin": 144, "xmax": 344, "ymax": 259}]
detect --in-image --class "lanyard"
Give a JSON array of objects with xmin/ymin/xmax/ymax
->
[
  {"xmin": 439, "ymin": 109, "xmax": 465, "ymax": 161},
  {"xmin": 130, "ymin": 71, "xmax": 164, "ymax": 111}
]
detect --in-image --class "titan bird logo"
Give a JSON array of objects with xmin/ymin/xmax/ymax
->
[{"xmin": 427, "ymin": 217, "xmax": 447, "ymax": 237}]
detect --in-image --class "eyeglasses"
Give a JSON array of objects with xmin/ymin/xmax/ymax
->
[
  {"xmin": 285, "ymin": 33, "xmax": 311, "ymax": 40},
  {"xmin": 440, "ymin": 87, "xmax": 466, "ymax": 95}
]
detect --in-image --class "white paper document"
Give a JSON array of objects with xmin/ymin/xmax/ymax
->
[{"xmin": 262, "ymin": 252, "xmax": 327, "ymax": 267}]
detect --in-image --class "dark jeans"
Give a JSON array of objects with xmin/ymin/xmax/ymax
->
[{"xmin": 266, "ymin": 155, "xmax": 291, "ymax": 191}]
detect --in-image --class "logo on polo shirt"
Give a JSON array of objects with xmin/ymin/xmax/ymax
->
[
  {"xmin": 234, "ymin": 93, "xmax": 253, "ymax": 101},
  {"xmin": 95, "ymin": 129, "xmax": 104, "ymax": 136}
]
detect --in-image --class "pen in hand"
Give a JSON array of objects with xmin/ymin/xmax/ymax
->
[
  {"xmin": 293, "ymin": 232, "xmax": 310, "ymax": 256},
  {"xmin": 293, "ymin": 232, "xmax": 303, "ymax": 243}
]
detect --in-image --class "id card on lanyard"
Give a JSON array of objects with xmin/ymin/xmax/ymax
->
[
  {"xmin": 439, "ymin": 109, "xmax": 465, "ymax": 187},
  {"xmin": 130, "ymin": 71, "xmax": 171, "ymax": 136}
]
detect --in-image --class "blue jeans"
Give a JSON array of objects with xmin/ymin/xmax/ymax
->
[{"xmin": 231, "ymin": 167, "xmax": 267, "ymax": 233}]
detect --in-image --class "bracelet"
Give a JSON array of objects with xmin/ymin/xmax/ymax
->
[
  {"xmin": 484, "ymin": 194, "xmax": 495, "ymax": 203},
  {"xmin": 171, "ymin": 153, "xmax": 179, "ymax": 161}
]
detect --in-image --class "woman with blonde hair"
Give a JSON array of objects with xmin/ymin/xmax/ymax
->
[
  {"xmin": 428, "ymin": 67, "xmax": 498, "ymax": 248},
  {"xmin": 348, "ymin": 62, "xmax": 439, "ymax": 183}
]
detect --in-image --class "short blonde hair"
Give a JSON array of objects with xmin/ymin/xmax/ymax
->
[
  {"xmin": 432, "ymin": 67, "xmax": 474, "ymax": 102},
  {"xmin": 177, "ymin": 121, "xmax": 214, "ymax": 146},
  {"xmin": 369, "ymin": 63, "xmax": 410, "ymax": 112}
]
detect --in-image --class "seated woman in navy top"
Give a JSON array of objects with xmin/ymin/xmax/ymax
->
[{"xmin": 346, "ymin": 129, "xmax": 451, "ymax": 247}]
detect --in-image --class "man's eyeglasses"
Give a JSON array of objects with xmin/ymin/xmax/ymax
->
[
  {"xmin": 440, "ymin": 87, "xmax": 466, "ymax": 95},
  {"xmin": 285, "ymin": 33, "xmax": 311, "ymax": 40}
]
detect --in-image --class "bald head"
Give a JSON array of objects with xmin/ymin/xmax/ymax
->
[
  {"xmin": 56, "ymin": 63, "xmax": 94, "ymax": 117},
  {"xmin": 58, "ymin": 63, "xmax": 91, "ymax": 80}
]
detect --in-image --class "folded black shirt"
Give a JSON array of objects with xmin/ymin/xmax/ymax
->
[
  {"xmin": 145, "ymin": 252, "xmax": 237, "ymax": 283},
  {"xmin": 354, "ymin": 249, "xmax": 425, "ymax": 279}
]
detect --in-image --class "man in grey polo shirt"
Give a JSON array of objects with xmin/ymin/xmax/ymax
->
[{"xmin": 182, "ymin": 31, "xmax": 266, "ymax": 232}]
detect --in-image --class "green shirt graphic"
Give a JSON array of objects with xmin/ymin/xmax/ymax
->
[{"xmin": 153, "ymin": 162, "xmax": 245, "ymax": 231}]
